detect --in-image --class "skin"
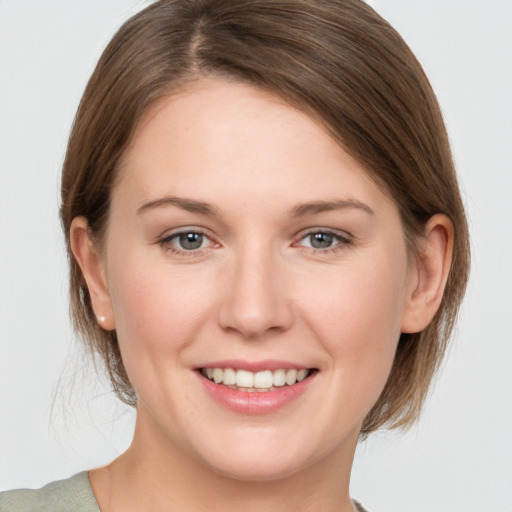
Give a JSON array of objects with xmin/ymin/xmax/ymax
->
[{"xmin": 71, "ymin": 77, "xmax": 453, "ymax": 512}]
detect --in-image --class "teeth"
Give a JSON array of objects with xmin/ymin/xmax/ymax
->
[
  {"xmin": 285, "ymin": 369, "xmax": 297, "ymax": 385},
  {"xmin": 223, "ymin": 367, "xmax": 236, "ymax": 385},
  {"xmin": 213, "ymin": 368, "xmax": 223, "ymax": 384},
  {"xmin": 236, "ymin": 369, "xmax": 254, "ymax": 388},
  {"xmin": 201, "ymin": 367, "xmax": 311, "ymax": 389},
  {"xmin": 297, "ymin": 369, "xmax": 308, "ymax": 381},
  {"xmin": 254, "ymin": 370, "xmax": 273, "ymax": 389},
  {"xmin": 272, "ymin": 369, "xmax": 286, "ymax": 387}
]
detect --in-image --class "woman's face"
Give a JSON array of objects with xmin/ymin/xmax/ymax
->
[{"xmin": 98, "ymin": 78, "xmax": 416, "ymax": 480}]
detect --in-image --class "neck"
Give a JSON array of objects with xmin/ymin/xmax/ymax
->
[{"xmin": 90, "ymin": 410, "xmax": 359, "ymax": 512}]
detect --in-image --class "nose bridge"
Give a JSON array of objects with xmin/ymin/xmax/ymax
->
[{"xmin": 218, "ymin": 238, "xmax": 292, "ymax": 338}]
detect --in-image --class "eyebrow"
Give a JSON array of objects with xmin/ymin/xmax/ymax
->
[
  {"xmin": 291, "ymin": 199, "xmax": 374, "ymax": 217},
  {"xmin": 137, "ymin": 197, "xmax": 219, "ymax": 216},
  {"xmin": 137, "ymin": 196, "xmax": 374, "ymax": 218}
]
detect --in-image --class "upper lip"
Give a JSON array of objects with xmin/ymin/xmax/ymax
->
[{"xmin": 195, "ymin": 359, "xmax": 313, "ymax": 372}]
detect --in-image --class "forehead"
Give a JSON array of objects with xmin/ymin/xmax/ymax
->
[{"xmin": 114, "ymin": 77, "xmax": 393, "ymax": 216}]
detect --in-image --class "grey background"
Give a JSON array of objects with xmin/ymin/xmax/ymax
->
[{"xmin": 1, "ymin": 1, "xmax": 511, "ymax": 510}]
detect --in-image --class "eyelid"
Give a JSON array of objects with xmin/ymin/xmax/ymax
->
[
  {"xmin": 158, "ymin": 224, "xmax": 216, "ymax": 241},
  {"xmin": 158, "ymin": 226, "xmax": 220, "ymax": 255},
  {"xmin": 297, "ymin": 226, "xmax": 353, "ymax": 240},
  {"xmin": 293, "ymin": 227, "xmax": 354, "ymax": 250},
  {"xmin": 156, "ymin": 225, "xmax": 353, "ymax": 256}
]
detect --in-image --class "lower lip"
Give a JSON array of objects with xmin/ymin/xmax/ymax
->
[{"xmin": 197, "ymin": 372, "xmax": 315, "ymax": 415}]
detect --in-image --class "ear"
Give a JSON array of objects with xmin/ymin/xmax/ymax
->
[
  {"xmin": 401, "ymin": 214, "xmax": 454, "ymax": 334},
  {"xmin": 70, "ymin": 217, "xmax": 115, "ymax": 331}
]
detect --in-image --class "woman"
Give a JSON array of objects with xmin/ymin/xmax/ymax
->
[{"xmin": 0, "ymin": 0, "xmax": 470, "ymax": 510}]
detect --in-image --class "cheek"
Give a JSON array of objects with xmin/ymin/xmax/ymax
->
[
  {"xmin": 298, "ymin": 252, "xmax": 409, "ymax": 402},
  {"xmin": 303, "ymin": 262, "xmax": 406, "ymax": 347},
  {"xmin": 106, "ymin": 254, "xmax": 218, "ymax": 377}
]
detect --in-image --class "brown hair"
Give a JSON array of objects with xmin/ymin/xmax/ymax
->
[{"xmin": 60, "ymin": 0, "xmax": 470, "ymax": 435}]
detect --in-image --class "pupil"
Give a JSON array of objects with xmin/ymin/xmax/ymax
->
[
  {"xmin": 310, "ymin": 232, "xmax": 333, "ymax": 249},
  {"xmin": 179, "ymin": 233, "xmax": 203, "ymax": 250}
]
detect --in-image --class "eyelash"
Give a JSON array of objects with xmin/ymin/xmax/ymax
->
[
  {"xmin": 160, "ymin": 228, "xmax": 215, "ymax": 256},
  {"xmin": 293, "ymin": 229, "xmax": 353, "ymax": 254},
  {"xmin": 159, "ymin": 228, "xmax": 353, "ymax": 256}
]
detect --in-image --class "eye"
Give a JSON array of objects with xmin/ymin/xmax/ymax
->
[
  {"xmin": 306, "ymin": 232, "xmax": 336, "ymax": 249},
  {"xmin": 160, "ymin": 229, "xmax": 215, "ymax": 254},
  {"xmin": 296, "ymin": 229, "xmax": 351, "ymax": 252},
  {"xmin": 176, "ymin": 232, "xmax": 206, "ymax": 250}
]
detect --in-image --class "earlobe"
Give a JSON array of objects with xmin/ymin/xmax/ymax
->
[
  {"xmin": 70, "ymin": 217, "xmax": 115, "ymax": 330},
  {"xmin": 401, "ymin": 214, "xmax": 454, "ymax": 334}
]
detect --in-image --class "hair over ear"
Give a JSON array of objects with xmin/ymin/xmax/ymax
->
[
  {"xmin": 401, "ymin": 214, "xmax": 454, "ymax": 334},
  {"xmin": 70, "ymin": 216, "xmax": 116, "ymax": 331}
]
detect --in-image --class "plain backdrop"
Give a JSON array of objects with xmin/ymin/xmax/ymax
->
[{"xmin": 0, "ymin": 1, "xmax": 511, "ymax": 511}]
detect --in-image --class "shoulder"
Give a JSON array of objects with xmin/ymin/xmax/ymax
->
[
  {"xmin": 0, "ymin": 472, "xmax": 100, "ymax": 512},
  {"xmin": 353, "ymin": 499, "xmax": 371, "ymax": 512}
]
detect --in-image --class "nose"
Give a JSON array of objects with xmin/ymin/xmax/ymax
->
[{"xmin": 217, "ymin": 245, "xmax": 294, "ymax": 339}]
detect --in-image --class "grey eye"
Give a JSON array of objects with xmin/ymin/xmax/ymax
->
[
  {"xmin": 178, "ymin": 232, "xmax": 204, "ymax": 250},
  {"xmin": 308, "ymin": 232, "xmax": 335, "ymax": 249}
]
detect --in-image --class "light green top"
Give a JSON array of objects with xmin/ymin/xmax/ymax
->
[
  {"xmin": 0, "ymin": 472, "xmax": 369, "ymax": 512},
  {"xmin": 0, "ymin": 472, "xmax": 99, "ymax": 512}
]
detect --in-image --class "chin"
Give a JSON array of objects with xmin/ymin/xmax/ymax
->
[
  {"xmin": 203, "ymin": 453, "xmax": 311, "ymax": 482},
  {"xmin": 191, "ymin": 429, "xmax": 341, "ymax": 483}
]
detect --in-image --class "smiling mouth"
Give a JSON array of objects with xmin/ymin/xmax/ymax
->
[{"xmin": 199, "ymin": 367, "xmax": 316, "ymax": 392}]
